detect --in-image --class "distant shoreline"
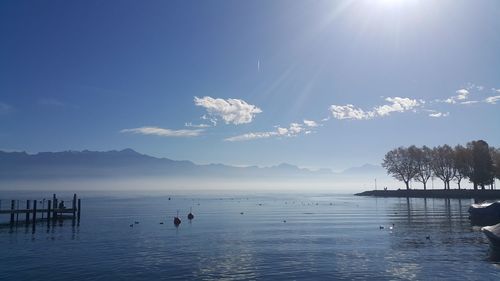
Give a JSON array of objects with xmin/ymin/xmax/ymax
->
[{"xmin": 355, "ymin": 189, "xmax": 500, "ymax": 199}]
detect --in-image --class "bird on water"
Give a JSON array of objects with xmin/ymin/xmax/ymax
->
[{"xmin": 174, "ymin": 210, "xmax": 181, "ymax": 226}]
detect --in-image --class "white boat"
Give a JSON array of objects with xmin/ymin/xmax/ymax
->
[
  {"xmin": 482, "ymin": 223, "xmax": 500, "ymax": 250},
  {"xmin": 468, "ymin": 201, "xmax": 500, "ymax": 225}
]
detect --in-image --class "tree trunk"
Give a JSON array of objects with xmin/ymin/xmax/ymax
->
[
  {"xmin": 474, "ymin": 183, "xmax": 477, "ymax": 190},
  {"xmin": 423, "ymin": 181, "xmax": 427, "ymax": 191},
  {"xmin": 405, "ymin": 181, "xmax": 410, "ymax": 190},
  {"xmin": 457, "ymin": 179, "xmax": 461, "ymax": 190},
  {"xmin": 481, "ymin": 184, "xmax": 485, "ymax": 190}
]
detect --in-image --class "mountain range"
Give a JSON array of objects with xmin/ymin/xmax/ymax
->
[{"xmin": 0, "ymin": 149, "xmax": 385, "ymax": 180}]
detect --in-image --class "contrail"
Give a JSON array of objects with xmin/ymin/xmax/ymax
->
[{"xmin": 257, "ymin": 59, "xmax": 260, "ymax": 72}]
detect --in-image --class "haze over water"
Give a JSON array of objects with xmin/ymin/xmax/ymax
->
[{"xmin": 1, "ymin": 190, "xmax": 498, "ymax": 280}]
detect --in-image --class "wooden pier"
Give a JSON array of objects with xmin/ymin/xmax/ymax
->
[{"xmin": 0, "ymin": 194, "xmax": 81, "ymax": 232}]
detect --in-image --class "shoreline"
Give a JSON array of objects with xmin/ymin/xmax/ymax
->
[{"xmin": 355, "ymin": 189, "xmax": 500, "ymax": 199}]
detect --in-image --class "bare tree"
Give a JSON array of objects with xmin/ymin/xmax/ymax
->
[
  {"xmin": 431, "ymin": 145, "xmax": 456, "ymax": 190},
  {"xmin": 413, "ymin": 146, "xmax": 433, "ymax": 190},
  {"xmin": 382, "ymin": 147, "xmax": 419, "ymax": 190},
  {"xmin": 454, "ymin": 144, "xmax": 471, "ymax": 190}
]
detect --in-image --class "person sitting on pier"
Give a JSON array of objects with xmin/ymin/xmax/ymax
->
[{"xmin": 58, "ymin": 200, "xmax": 65, "ymax": 209}]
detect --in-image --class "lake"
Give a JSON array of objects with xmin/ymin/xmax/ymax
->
[{"xmin": 0, "ymin": 191, "xmax": 499, "ymax": 280}]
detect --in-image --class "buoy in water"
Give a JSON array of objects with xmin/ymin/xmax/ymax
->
[
  {"xmin": 187, "ymin": 207, "xmax": 194, "ymax": 220},
  {"xmin": 174, "ymin": 211, "xmax": 181, "ymax": 226}
]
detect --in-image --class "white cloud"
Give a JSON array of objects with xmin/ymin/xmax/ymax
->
[
  {"xmin": 485, "ymin": 95, "xmax": 500, "ymax": 104},
  {"xmin": 225, "ymin": 131, "xmax": 277, "ymax": 142},
  {"xmin": 373, "ymin": 97, "xmax": 420, "ymax": 116},
  {"xmin": 184, "ymin": 122, "xmax": 211, "ymax": 128},
  {"xmin": 455, "ymin": 89, "xmax": 469, "ymax": 100},
  {"xmin": 436, "ymin": 86, "xmax": 500, "ymax": 105},
  {"xmin": 201, "ymin": 114, "xmax": 217, "ymax": 126},
  {"xmin": 429, "ymin": 112, "xmax": 449, "ymax": 118},
  {"xmin": 441, "ymin": 89, "xmax": 470, "ymax": 104},
  {"xmin": 121, "ymin": 126, "xmax": 203, "ymax": 137},
  {"xmin": 0, "ymin": 102, "xmax": 12, "ymax": 114},
  {"xmin": 329, "ymin": 97, "xmax": 420, "ymax": 120},
  {"xmin": 277, "ymin": 127, "xmax": 288, "ymax": 135},
  {"xmin": 329, "ymin": 104, "xmax": 374, "ymax": 120},
  {"xmin": 194, "ymin": 96, "xmax": 262, "ymax": 125},
  {"xmin": 225, "ymin": 122, "xmax": 311, "ymax": 142},
  {"xmin": 303, "ymin": 119, "xmax": 319, "ymax": 127},
  {"xmin": 289, "ymin": 123, "xmax": 304, "ymax": 134}
]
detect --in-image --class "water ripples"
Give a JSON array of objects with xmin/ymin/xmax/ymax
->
[{"xmin": 0, "ymin": 194, "xmax": 499, "ymax": 280}]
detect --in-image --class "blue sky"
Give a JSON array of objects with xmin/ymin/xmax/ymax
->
[{"xmin": 1, "ymin": 0, "xmax": 499, "ymax": 170}]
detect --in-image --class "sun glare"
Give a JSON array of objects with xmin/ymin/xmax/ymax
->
[
  {"xmin": 378, "ymin": 0, "xmax": 418, "ymax": 7},
  {"xmin": 379, "ymin": 0, "xmax": 403, "ymax": 4}
]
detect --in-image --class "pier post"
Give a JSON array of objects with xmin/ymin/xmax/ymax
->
[
  {"xmin": 16, "ymin": 200, "xmax": 19, "ymax": 224},
  {"xmin": 25, "ymin": 200, "xmax": 31, "ymax": 224},
  {"xmin": 10, "ymin": 200, "xmax": 15, "ymax": 226},
  {"xmin": 72, "ymin": 194, "xmax": 77, "ymax": 218},
  {"xmin": 77, "ymin": 199, "xmax": 81, "ymax": 222},
  {"xmin": 32, "ymin": 200, "xmax": 37, "ymax": 233},
  {"xmin": 72, "ymin": 194, "xmax": 77, "ymax": 226},
  {"xmin": 47, "ymin": 200, "xmax": 51, "ymax": 227},
  {"xmin": 53, "ymin": 198, "xmax": 58, "ymax": 220}
]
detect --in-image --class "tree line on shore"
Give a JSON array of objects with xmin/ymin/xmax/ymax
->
[{"xmin": 382, "ymin": 140, "xmax": 500, "ymax": 190}]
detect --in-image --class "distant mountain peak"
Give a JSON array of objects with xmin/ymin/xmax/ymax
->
[
  {"xmin": 341, "ymin": 163, "xmax": 384, "ymax": 174},
  {"xmin": 118, "ymin": 148, "xmax": 140, "ymax": 155}
]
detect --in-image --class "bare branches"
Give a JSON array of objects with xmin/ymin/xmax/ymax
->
[
  {"xmin": 382, "ymin": 147, "xmax": 419, "ymax": 190},
  {"xmin": 382, "ymin": 140, "xmax": 498, "ymax": 190}
]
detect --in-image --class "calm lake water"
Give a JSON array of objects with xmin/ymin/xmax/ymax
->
[{"xmin": 1, "ymin": 191, "xmax": 499, "ymax": 280}]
